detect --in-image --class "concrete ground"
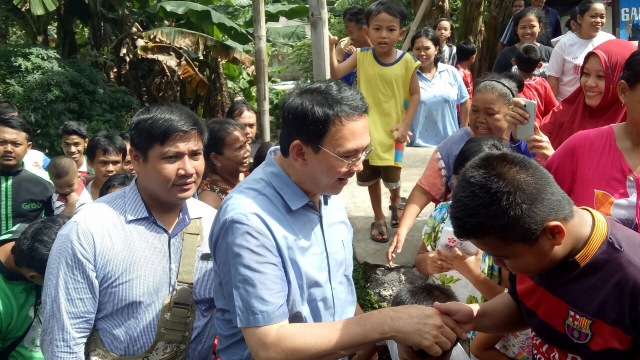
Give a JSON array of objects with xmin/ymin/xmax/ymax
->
[{"xmin": 342, "ymin": 146, "xmax": 436, "ymax": 267}]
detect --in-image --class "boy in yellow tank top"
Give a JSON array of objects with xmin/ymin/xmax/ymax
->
[{"xmin": 330, "ymin": 0, "xmax": 420, "ymax": 243}]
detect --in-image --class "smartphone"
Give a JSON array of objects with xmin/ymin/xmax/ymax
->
[
  {"xmin": 516, "ymin": 99, "xmax": 536, "ymax": 140},
  {"xmin": 438, "ymin": 226, "xmax": 479, "ymax": 256}
]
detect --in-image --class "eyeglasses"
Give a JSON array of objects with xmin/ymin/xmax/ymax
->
[{"xmin": 317, "ymin": 145, "xmax": 374, "ymax": 170}]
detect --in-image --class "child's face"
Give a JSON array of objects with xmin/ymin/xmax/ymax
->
[
  {"xmin": 471, "ymin": 235, "xmax": 558, "ymax": 276},
  {"xmin": 53, "ymin": 171, "xmax": 79, "ymax": 195},
  {"xmin": 435, "ymin": 21, "xmax": 452, "ymax": 44},
  {"xmin": 365, "ymin": 13, "xmax": 405, "ymax": 54},
  {"xmin": 345, "ymin": 21, "xmax": 368, "ymax": 48}
]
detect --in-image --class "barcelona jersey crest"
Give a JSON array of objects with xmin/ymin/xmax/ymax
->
[{"xmin": 565, "ymin": 309, "xmax": 593, "ymax": 343}]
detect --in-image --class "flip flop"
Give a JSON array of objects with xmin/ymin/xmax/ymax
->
[
  {"xmin": 370, "ymin": 220, "xmax": 388, "ymax": 243},
  {"xmin": 389, "ymin": 203, "xmax": 405, "ymax": 228}
]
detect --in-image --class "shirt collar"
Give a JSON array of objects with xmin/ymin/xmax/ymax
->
[
  {"xmin": 124, "ymin": 180, "xmax": 191, "ymax": 231},
  {"xmin": 262, "ymin": 147, "xmax": 329, "ymax": 211},
  {"xmin": 0, "ymin": 162, "xmax": 24, "ymax": 176}
]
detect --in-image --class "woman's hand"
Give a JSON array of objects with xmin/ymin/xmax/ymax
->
[
  {"xmin": 526, "ymin": 122, "xmax": 555, "ymax": 161},
  {"xmin": 437, "ymin": 248, "xmax": 482, "ymax": 280},
  {"xmin": 506, "ymin": 98, "xmax": 530, "ymax": 126}
]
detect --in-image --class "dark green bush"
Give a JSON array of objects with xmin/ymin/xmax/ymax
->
[{"xmin": 0, "ymin": 45, "xmax": 139, "ymax": 155}]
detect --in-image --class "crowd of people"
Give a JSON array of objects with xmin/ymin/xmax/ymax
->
[{"xmin": 1, "ymin": 0, "xmax": 640, "ymax": 359}]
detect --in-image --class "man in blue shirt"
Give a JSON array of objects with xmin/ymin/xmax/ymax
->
[
  {"xmin": 210, "ymin": 80, "xmax": 464, "ymax": 360},
  {"xmin": 42, "ymin": 103, "xmax": 217, "ymax": 359},
  {"xmin": 498, "ymin": 0, "xmax": 562, "ymax": 50}
]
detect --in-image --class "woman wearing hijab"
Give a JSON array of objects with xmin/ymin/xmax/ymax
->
[{"xmin": 545, "ymin": 49, "xmax": 640, "ymax": 232}]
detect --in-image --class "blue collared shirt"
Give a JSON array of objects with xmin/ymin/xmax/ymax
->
[
  {"xmin": 210, "ymin": 148, "xmax": 356, "ymax": 359},
  {"xmin": 41, "ymin": 181, "xmax": 217, "ymax": 359}
]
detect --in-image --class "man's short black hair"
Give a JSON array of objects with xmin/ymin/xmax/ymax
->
[
  {"xmin": 515, "ymin": 44, "xmax": 542, "ymax": 74},
  {"xmin": 12, "ymin": 215, "xmax": 71, "ymax": 275},
  {"xmin": 365, "ymin": 0, "xmax": 408, "ymax": 27},
  {"xmin": 456, "ymin": 40, "xmax": 477, "ymax": 63},
  {"xmin": 99, "ymin": 171, "xmax": 135, "ymax": 197},
  {"xmin": 450, "ymin": 151, "xmax": 574, "ymax": 246},
  {"xmin": 391, "ymin": 281, "xmax": 458, "ymax": 307},
  {"xmin": 86, "ymin": 131, "xmax": 127, "ymax": 162},
  {"xmin": 343, "ymin": 6, "xmax": 366, "ymax": 27},
  {"xmin": 278, "ymin": 80, "xmax": 368, "ymax": 158},
  {"xmin": 0, "ymin": 102, "xmax": 18, "ymax": 116},
  {"xmin": 58, "ymin": 121, "xmax": 88, "ymax": 140},
  {"xmin": 0, "ymin": 114, "xmax": 31, "ymax": 140},
  {"xmin": 128, "ymin": 103, "xmax": 207, "ymax": 161}
]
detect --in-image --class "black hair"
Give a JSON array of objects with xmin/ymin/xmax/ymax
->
[
  {"xmin": 58, "ymin": 121, "xmax": 88, "ymax": 140},
  {"xmin": 455, "ymin": 40, "xmax": 477, "ymax": 64},
  {"xmin": 620, "ymin": 50, "xmax": 640, "ymax": 89},
  {"xmin": 474, "ymin": 73, "xmax": 519, "ymax": 105},
  {"xmin": 342, "ymin": 6, "xmax": 367, "ymax": 27},
  {"xmin": 204, "ymin": 118, "xmax": 245, "ymax": 169},
  {"xmin": 252, "ymin": 141, "xmax": 276, "ymax": 171},
  {"xmin": 0, "ymin": 102, "xmax": 18, "ymax": 116},
  {"xmin": 86, "ymin": 131, "xmax": 127, "ymax": 162},
  {"xmin": 566, "ymin": 7, "xmax": 579, "ymax": 31},
  {"xmin": 450, "ymin": 151, "xmax": 574, "ymax": 245},
  {"xmin": 0, "ymin": 114, "xmax": 31, "ymax": 140},
  {"xmin": 12, "ymin": 215, "xmax": 71, "ymax": 275},
  {"xmin": 514, "ymin": 43, "xmax": 542, "ymax": 74},
  {"xmin": 391, "ymin": 281, "xmax": 459, "ymax": 307},
  {"xmin": 225, "ymin": 99, "xmax": 256, "ymax": 120},
  {"xmin": 128, "ymin": 103, "xmax": 207, "ymax": 161},
  {"xmin": 47, "ymin": 156, "xmax": 77, "ymax": 180},
  {"xmin": 279, "ymin": 80, "xmax": 368, "ymax": 158},
  {"xmin": 119, "ymin": 132, "xmax": 130, "ymax": 142},
  {"xmin": 502, "ymin": 71, "xmax": 525, "ymax": 93},
  {"xmin": 433, "ymin": 18, "xmax": 455, "ymax": 45},
  {"xmin": 410, "ymin": 27, "xmax": 442, "ymax": 66},
  {"xmin": 99, "ymin": 171, "xmax": 135, "ymax": 197},
  {"xmin": 577, "ymin": 0, "xmax": 605, "ymax": 17},
  {"xmin": 365, "ymin": 0, "xmax": 408, "ymax": 27},
  {"xmin": 511, "ymin": 7, "xmax": 547, "ymax": 42},
  {"xmin": 452, "ymin": 137, "xmax": 509, "ymax": 176}
]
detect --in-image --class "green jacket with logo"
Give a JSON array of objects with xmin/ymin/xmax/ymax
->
[{"xmin": 0, "ymin": 165, "xmax": 53, "ymax": 234}]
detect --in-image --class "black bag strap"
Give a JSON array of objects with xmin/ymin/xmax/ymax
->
[{"xmin": 0, "ymin": 285, "xmax": 41, "ymax": 358}]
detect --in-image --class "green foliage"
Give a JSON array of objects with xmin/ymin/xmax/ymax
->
[
  {"xmin": 289, "ymin": 38, "xmax": 313, "ymax": 82},
  {"xmin": 437, "ymin": 273, "xmax": 462, "ymax": 288},
  {"xmin": 0, "ymin": 45, "xmax": 138, "ymax": 154},
  {"xmin": 352, "ymin": 260, "xmax": 382, "ymax": 312}
]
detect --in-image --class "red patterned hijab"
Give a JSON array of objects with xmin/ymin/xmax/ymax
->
[{"xmin": 541, "ymin": 39, "xmax": 637, "ymax": 149}]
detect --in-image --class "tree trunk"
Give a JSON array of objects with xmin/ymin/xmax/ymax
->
[
  {"xmin": 56, "ymin": 0, "xmax": 78, "ymax": 58},
  {"xmin": 202, "ymin": 57, "xmax": 230, "ymax": 119},
  {"xmin": 476, "ymin": 0, "xmax": 512, "ymax": 75},
  {"xmin": 458, "ymin": 0, "xmax": 485, "ymax": 76},
  {"xmin": 412, "ymin": 0, "xmax": 449, "ymax": 28}
]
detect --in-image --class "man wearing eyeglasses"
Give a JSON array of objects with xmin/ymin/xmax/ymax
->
[{"xmin": 210, "ymin": 80, "xmax": 464, "ymax": 360}]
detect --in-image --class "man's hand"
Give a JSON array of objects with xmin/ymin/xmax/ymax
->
[{"xmin": 390, "ymin": 305, "xmax": 465, "ymax": 356}]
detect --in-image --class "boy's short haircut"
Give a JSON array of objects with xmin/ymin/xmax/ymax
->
[
  {"xmin": 450, "ymin": 151, "xmax": 574, "ymax": 246},
  {"xmin": 47, "ymin": 156, "xmax": 77, "ymax": 180},
  {"xmin": 58, "ymin": 121, "xmax": 88, "ymax": 139},
  {"xmin": 452, "ymin": 137, "xmax": 509, "ymax": 176},
  {"xmin": 342, "ymin": 6, "xmax": 366, "ymax": 27},
  {"xmin": 86, "ymin": 131, "xmax": 127, "ymax": 162},
  {"xmin": 99, "ymin": 171, "xmax": 135, "ymax": 197},
  {"xmin": 515, "ymin": 44, "xmax": 542, "ymax": 74},
  {"xmin": 12, "ymin": 215, "xmax": 71, "ymax": 275},
  {"xmin": 278, "ymin": 80, "xmax": 368, "ymax": 158},
  {"xmin": 128, "ymin": 103, "xmax": 207, "ymax": 161},
  {"xmin": 365, "ymin": 0, "xmax": 408, "ymax": 27},
  {"xmin": 0, "ymin": 114, "xmax": 31, "ymax": 140},
  {"xmin": 455, "ymin": 40, "xmax": 477, "ymax": 64},
  {"xmin": 391, "ymin": 281, "xmax": 459, "ymax": 307},
  {"xmin": 0, "ymin": 102, "xmax": 18, "ymax": 116}
]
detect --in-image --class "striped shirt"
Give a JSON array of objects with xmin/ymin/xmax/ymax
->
[{"xmin": 41, "ymin": 181, "xmax": 217, "ymax": 359}]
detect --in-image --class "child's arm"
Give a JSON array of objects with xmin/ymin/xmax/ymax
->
[
  {"xmin": 60, "ymin": 192, "xmax": 79, "ymax": 215},
  {"xmin": 437, "ymin": 249, "xmax": 505, "ymax": 300},
  {"xmin": 434, "ymin": 292, "xmax": 528, "ymax": 334},
  {"xmin": 390, "ymin": 71, "xmax": 420, "ymax": 143},
  {"xmin": 470, "ymin": 333, "xmax": 512, "ymax": 360},
  {"xmin": 329, "ymin": 34, "xmax": 357, "ymax": 79},
  {"xmin": 415, "ymin": 242, "xmax": 453, "ymax": 276}
]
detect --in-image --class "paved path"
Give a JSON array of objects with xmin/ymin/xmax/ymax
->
[{"xmin": 342, "ymin": 147, "xmax": 436, "ymax": 267}]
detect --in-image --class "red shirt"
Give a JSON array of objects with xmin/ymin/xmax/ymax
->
[
  {"xmin": 455, "ymin": 65, "xmax": 473, "ymax": 101},
  {"xmin": 518, "ymin": 76, "xmax": 558, "ymax": 125}
]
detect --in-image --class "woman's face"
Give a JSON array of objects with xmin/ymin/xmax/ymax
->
[
  {"xmin": 469, "ymin": 91, "xmax": 511, "ymax": 142},
  {"xmin": 516, "ymin": 15, "xmax": 541, "ymax": 44},
  {"xmin": 435, "ymin": 21, "xmax": 451, "ymax": 44},
  {"xmin": 235, "ymin": 111, "xmax": 257, "ymax": 143},
  {"xmin": 214, "ymin": 129, "xmax": 251, "ymax": 174},
  {"xmin": 412, "ymin": 37, "xmax": 438, "ymax": 69},
  {"xmin": 578, "ymin": 4, "xmax": 606, "ymax": 37},
  {"xmin": 580, "ymin": 55, "xmax": 606, "ymax": 108}
]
